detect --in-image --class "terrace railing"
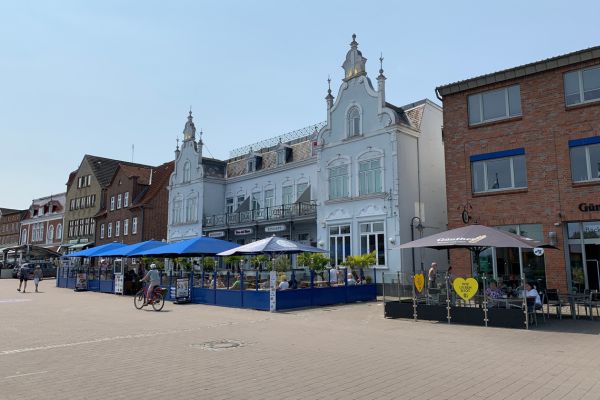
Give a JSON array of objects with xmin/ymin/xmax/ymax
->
[{"xmin": 204, "ymin": 201, "xmax": 316, "ymax": 228}]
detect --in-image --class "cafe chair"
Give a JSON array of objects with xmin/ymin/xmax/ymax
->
[
  {"xmin": 589, "ymin": 292, "xmax": 600, "ymax": 320},
  {"xmin": 545, "ymin": 289, "xmax": 563, "ymax": 319},
  {"xmin": 526, "ymin": 297, "xmax": 539, "ymax": 327}
]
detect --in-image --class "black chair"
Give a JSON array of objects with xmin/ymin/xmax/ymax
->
[
  {"xmin": 526, "ymin": 297, "xmax": 539, "ymax": 327},
  {"xmin": 589, "ymin": 292, "xmax": 600, "ymax": 320},
  {"xmin": 545, "ymin": 289, "xmax": 563, "ymax": 319}
]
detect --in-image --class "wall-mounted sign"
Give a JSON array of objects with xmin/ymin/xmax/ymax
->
[
  {"xmin": 533, "ymin": 247, "xmax": 544, "ymax": 256},
  {"xmin": 579, "ymin": 203, "xmax": 600, "ymax": 212},
  {"xmin": 234, "ymin": 228, "xmax": 253, "ymax": 236},
  {"xmin": 265, "ymin": 225, "xmax": 286, "ymax": 233},
  {"xmin": 208, "ymin": 231, "xmax": 225, "ymax": 238}
]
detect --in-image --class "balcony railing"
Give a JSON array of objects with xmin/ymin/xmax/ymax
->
[{"xmin": 203, "ymin": 201, "xmax": 316, "ymax": 228}]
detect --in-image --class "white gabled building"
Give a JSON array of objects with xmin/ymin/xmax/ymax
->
[{"xmin": 168, "ymin": 35, "xmax": 447, "ymax": 275}]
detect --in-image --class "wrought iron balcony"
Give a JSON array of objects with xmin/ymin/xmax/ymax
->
[{"xmin": 203, "ymin": 201, "xmax": 317, "ymax": 228}]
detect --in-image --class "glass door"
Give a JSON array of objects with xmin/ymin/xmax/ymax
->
[{"xmin": 585, "ymin": 244, "xmax": 600, "ymax": 291}]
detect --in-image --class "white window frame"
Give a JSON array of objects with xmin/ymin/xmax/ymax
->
[
  {"xmin": 282, "ymin": 185, "xmax": 293, "ymax": 205},
  {"xmin": 100, "ymin": 224, "xmax": 105, "ymax": 239},
  {"xmin": 107, "ymin": 223, "xmax": 112, "ymax": 238},
  {"xmin": 471, "ymin": 155, "xmax": 527, "ymax": 193},
  {"xmin": 56, "ymin": 224, "xmax": 62, "ymax": 240},
  {"xmin": 468, "ymin": 85, "xmax": 522, "ymax": 125},
  {"xmin": 115, "ymin": 221, "xmax": 120, "ymax": 237},
  {"xmin": 296, "ymin": 182, "xmax": 308, "ymax": 201},
  {"xmin": 110, "ymin": 196, "xmax": 115, "ymax": 211},
  {"xmin": 570, "ymin": 142, "xmax": 600, "ymax": 182},
  {"xmin": 564, "ymin": 66, "xmax": 600, "ymax": 107},
  {"xmin": 329, "ymin": 224, "xmax": 351, "ymax": 267},
  {"xmin": 329, "ymin": 165, "xmax": 349, "ymax": 199},
  {"xmin": 117, "ymin": 194, "xmax": 122, "ymax": 209},
  {"xmin": 225, "ymin": 197, "xmax": 234, "ymax": 214},
  {"xmin": 186, "ymin": 197, "xmax": 197, "ymax": 223},
  {"xmin": 123, "ymin": 219, "xmax": 129, "ymax": 235},
  {"xmin": 132, "ymin": 217, "xmax": 138, "ymax": 234},
  {"xmin": 48, "ymin": 225, "xmax": 54, "ymax": 242},
  {"xmin": 359, "ymin": 221, "xmax": 386, "ymax": 267},
  {"xmin": 173, "ymin": 197, "xmax": 183, "ymax": 224},
  {"xmin": 347, "ymin": 106, "xmax": 361, "ymax": 137},
  {"xmin": 124, "ymin": 192, "xmax": 129, "ymax": 207},
  {"xmin": 358, "ymin": 158, "xmax": 382, "ymax": 195}
]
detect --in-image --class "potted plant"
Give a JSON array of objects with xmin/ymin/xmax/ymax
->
[
  {"xmin": 298, "ymin": 252, "xmax": 329, "ymax": 281},
  {"xmin": 201, "ymin": 257, "xmax": 216, "ymax": 272},
  {"xmin": 342, "ymin": 252, "xmax": 375, "ymax": 283}
]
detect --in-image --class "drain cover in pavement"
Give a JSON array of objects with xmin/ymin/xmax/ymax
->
[{"xmin": 191, "ymin": 340, "xmax": 244, "ymax": 351}]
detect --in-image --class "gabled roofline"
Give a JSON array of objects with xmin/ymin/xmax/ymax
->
[{"xmin": 436, "ymin": 45, "xmax": 600, "ymax": 98}]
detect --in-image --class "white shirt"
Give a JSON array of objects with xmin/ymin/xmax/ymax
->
[
  {"xmin": 329, "ymin": 268, "xmax": 338, "ymax": 283},
  {"xmin": 278, "ymin": 281, "xmax": 289, "ymax": 290},
  {"xmin": 525, "ymin": 288, "xmax": 541, "ymax": 305}
]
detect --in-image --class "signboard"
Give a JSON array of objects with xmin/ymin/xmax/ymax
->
[
  {"xmin": 176, "ymin": 278, "xmax": 189, "ymax": 300},
  {"xmin": 114, "ymin": 273, "xmax": 124, "ymax": 294},
  {"xmin": 453, "ymin": 277, "xmax": 478, "ymax": 301},
  {"xmin": 269, "ymin": 270, "xmax": 277, "ymax": 312},
  {"xmin": 208, "ymin": 231, "xmax": 225, "ymax": 238},
  {"xmin": 75, "ymin": 272, "xmax": 87, "ymax": 291},
  {"xmin": 413, "ymin": 274, "xmax": 425, "ymax": 293},
  {"xmin": 265, "ymin": 225, "xmax": 286, "ymax": 233},
  {"xmin": 234, "ymin": 228, "xmax": 253, "ymax": 236},
  {"xmin": 533, "ymin": 247, "xmax": 544, "ymax": 256}
]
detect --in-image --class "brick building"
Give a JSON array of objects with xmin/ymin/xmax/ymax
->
[
  {"xmin": 95, "ymin": 161, "xmax": 173, "ymax": 246},
  {"xmin": 19, "ymin": 193, "xmax": 66, "ymax": 252},
  {"xmin": 0, "ymin": 208, "xmax": 26, "ymax": 247},
  {"xmin": 436, "ymin": 46, "xmax": 600, "ymax": 293}
]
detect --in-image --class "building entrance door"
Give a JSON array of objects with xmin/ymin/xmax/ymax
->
[{"xmin": 585, "ymin": 244, "xmax": 600, "ymax": 292}]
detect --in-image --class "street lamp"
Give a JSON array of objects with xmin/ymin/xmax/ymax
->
[{"xmin": 410, "ymin": 216, "xmax": 424, "ymax": 274}]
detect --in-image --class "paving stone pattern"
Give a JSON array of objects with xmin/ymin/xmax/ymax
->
[{"xmin": 1, "ymin": 279, "xmax": 600, "ymax": 400}]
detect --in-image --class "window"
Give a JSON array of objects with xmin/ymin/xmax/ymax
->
[
  {"xmin": 117, "ymin": 194, "xmax": 122, "ymax": 209},
  {"xmin": 183, "ymin": 161, "xmax": 191, "ymax": 183},
  {"xmin": 124, "ymin": 192, "xmax": 129, "ymax": 207},
  {"xmin": 347, "ymin": 106, "xmax": 361, "ymax": 136},
  {"xmin": 282, "ymin": 185, "xmax": 293, "ymax": 205},
  {"xmin": 360, "ymin": 222, "xmax": 385, "ymax": 266},
  {"xmin": 76, "ymin": 198, "xmax": 81, "ymax": 209},
  {"xmin": 296, "ymin": 182, "xmax": 308, "ymax": 201},
  {"xmin": 132, "ymin": 217, "xmax": 138, "ymax": 234},
  {"xmin": 68, "ymin": 221, "xmax": 73, "ymax": 238},
  {"xmin": 110, "ymin": 196, "xmax": 115, "ymax": 211},
  {"xmin": 470, "ymin": 149, "xmax": 527, "ymax": 193},
  {"xmin": 468, "ymin": 85, "xmax": 521, "ymax": 125},
  {"xmin": 87, "ymin": 175, "xmax": 91, "ymax": 186},
  {"xmin": 48, "ymin": 225, "xmax": 54, "ymax": 241},
  {"xmin": 90, "ymin": 219, "xmax": 95, "ymax": 235},
  {"xmin": 225, "ymin": 197, "xmax": 234, "ymax": 214},
  {"xmin": 565, "ymin": 66, "xmax": 600, "ymax": 106},
  {"xmin": 91, "ymin": 194, "xmax": 96, "ymax": 207},
  {"xmin": 329, "ymin": 165, "xmax": 349, "ymax": 199},
  {"xmin": 277, "ymin": 150, "xmax": 286, "ymax": 166},
  {"xmin": 173, "ymin": 197, "xmax": 183, "ymax": 224},
  {"xmin": 329, "ymin": 225, "xmax": 351, "ymax": 267},
  {"xmin": 264, "ymin": 189, "xmax": 274, "ymax": 209},
  {"xmin": 123, "ymin": 219, "xmax": 129, "ymax": 235},
  {"xmin": 107, "ymin": 223, "xmax": 112, "ymax": 238},
  {"xmin": 247, "ymin": 159, "xmax": 256, "ymax": 173},
  {"xmin": 100, "ymin": 224, "xmax": 105, "ymax": 239},
  {"xmin": 115, "ymin": 221, "xmax": 120, "ymax": 237},
  {"xmin": 236, "ymin": 195, "xmax": 245, "ymax": 209},
  {"xmin": 186, "ymin": 197, "xmax": 197, "ymax": 222},
  {"xmin": 56, "ymin": 224, "xmax": 62, "ymax": 240},
  {"xmin": 570, "ymin": 137, "xmax": 600, "ymax": 182},
  {"xmin": 21, "ymin": 229, "xmax": 27, "ymax": 244},
  {"xmin": 251, "ymin": 192, "xmax": 261, "ymax": 210},
  {"xmin": 359, "ymin": 159, "xmax": 382, "ymax": 195},
  {"xmin": 84, "ymin": 218, "xmax": 89, "ymax": 235},
  {"xmin": 70, "ymin": 199, "xmax": 75, "ymax": 210}
]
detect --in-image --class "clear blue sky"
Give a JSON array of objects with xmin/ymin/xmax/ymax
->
[{"xmin": 1, "ymin": 0, "xmax": 599, "ymax": 209}]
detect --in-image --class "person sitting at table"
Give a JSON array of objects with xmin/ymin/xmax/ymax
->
[
  {"xmin": 485, "ymin": 281, "xmax": 505, "ymax": 299},
  {"xmin": 346, "ymin": 273, "xmax": 356, "ymax": 286},
  {"xmin": 278, "ymin": 279, "xmax": 289, "ymax": 290},
  {"xmin": 288, "ymin": 274, "xmax": 298, "ymax": 290},
  {"xmin": 523, "ymin": 281, "xmax": 542, "ymax": 309},
  {"xmin": 210, "ymin": 276, "xmax": 225, "ymax": 289},
  {"xmin": 329, "ymin": 266, "xmax": 338, "ymax": 286},
  {"xmin": 229, "ymin": 274, "xmax": 242, "ymax": 290}
]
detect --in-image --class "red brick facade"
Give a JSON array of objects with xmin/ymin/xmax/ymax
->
[{"xmin": 439, "ymin": 53, "xmax": 600, "ymax": 293}]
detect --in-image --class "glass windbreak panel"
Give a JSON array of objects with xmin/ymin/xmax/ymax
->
[
  {"xmin": 570, "ymin": 146, "xmax": 588, "ymax": 182},
  {"xmin": 569, "ymin": 243, "xmax": 585, "ymax": 292},
  {"xmin": 471, "ymin": 161, "xmax": 485, "ymax": 192},
  {"xmin": 486, "ymin": 157, "xmax": 511, "ymax": 190},
  {"xmin": 482, "ymin": 89, "xmax": 507, "ymax": 121},
  {"xmin": 589, "ymin": 144, "xmax": 600, "ymax": 179},
  {"xmin": 495, "ymin": 248, "xmax": 521, "ymax": 282},
  {"xmin": 478, "ymin": 248, "xmax": 494, "ymax": 277},
  {"xmin": 512, "ymin": 156, "xmax": 527, "ymax": 187},
  {"xmin": 507, "ymin": 85, "xmax": 521, "ymax": 116},
  {"xmin": 582, "ymin": 222, "xmax": 600, "ymax": 239},
  {"xmin": 522, "ymin": 249, "xmax": 546, "ymax": 292},
  {"xmin": 564, "ymin": 71, "xmax": 581, "ymax": 105},
  {"xmin": 468, "ymin": 94, "xmax": 481, "ymax": 125},
  {"xmin": 582, "ymin": 67, "xmax": 600, "ymax": 102},
  {"xmin": 568, "ymin": 222, "xmax": 582, "ymax": 240}
]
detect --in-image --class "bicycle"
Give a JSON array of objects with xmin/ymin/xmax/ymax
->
[{"xmin": 134, "ymin": 283, "xmax": 166, "ymax": 311}]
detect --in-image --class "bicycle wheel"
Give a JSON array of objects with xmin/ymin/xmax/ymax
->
[
  {"xmin": 134, "ymin": 290, "xmax": 146, "ymax": 309},
  {"xmin": 151, "ymin": 292, "xmax": 164, "ymax": 311}
]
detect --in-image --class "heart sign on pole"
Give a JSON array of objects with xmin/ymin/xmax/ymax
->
[
  {"xmin": 413, "ymin": 273, "xmax": 425, "ymax": 293},
  {"xmin": 453, "ymin": 277, "xmax": 479, "ymax": 301}
]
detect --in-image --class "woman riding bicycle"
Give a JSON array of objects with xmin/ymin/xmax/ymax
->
[{"xmin": 141, "ymin": 264, "xmax": 161, "ymax": 305}]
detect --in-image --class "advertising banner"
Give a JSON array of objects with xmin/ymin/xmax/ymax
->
[
  {"xmin": 75, "ymin": 272, "xmax": 87, "ymax": 291},
  {"xmin": 114, "ymin": 273, "xmax": 124, "ymax": 294}
]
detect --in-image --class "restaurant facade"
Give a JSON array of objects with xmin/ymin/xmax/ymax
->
[{"xmin": 436, "ymin": 45, "xmax": 600, "ymax": 293}]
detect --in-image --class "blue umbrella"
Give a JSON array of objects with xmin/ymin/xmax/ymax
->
[
  {"xmin": 136, "ymin": 236, "xmax": 239, "ymax": 257},
  {"xmin": 66, "ymin": 242, "xmax": 128, "ymax": 257},
  {"xmin": 217, "ymin": 236, "xmax": 327, "ymax": 256},
  {"xmin": 97, "ymin": 240, "xmax": 168, "ymax": 257}
]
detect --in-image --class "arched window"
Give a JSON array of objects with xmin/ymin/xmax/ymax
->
[
  {"xmin": 48, "ymin": 225, "xmax": 54, "ymax": 242},
  {"xmin": 21, "ymin": 229, "xmax": 28, "ymax": 244},
  {"xmin": 183, "ymin": 161, "xmax": 191, "ymax": 183},
  {"xmin": 173, "ymin": 196, "xmax": 183, "ymax": 224},
  {"xmin": 56, "ymin": 224, "xmax": 63, "ymax": 240},
  {"xmin": 347, "ymin": 107, "xmax": 361, "ymax": 137},
  {"xmin": 186, "ymin": 196, "xmax": 197, "ymax": 223}
]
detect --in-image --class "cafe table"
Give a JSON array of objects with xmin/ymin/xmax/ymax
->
[{"xmin": 562, "ymin": 293, "xmax": 590, "ymax": 319}]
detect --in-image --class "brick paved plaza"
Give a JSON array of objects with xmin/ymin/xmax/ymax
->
[{"xmin": 2, "ymin": 279, "xmax": 600, "ymax": 400}]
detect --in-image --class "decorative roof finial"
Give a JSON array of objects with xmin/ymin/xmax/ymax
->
[
  {"xmin": 350, "ymin": 33, "xmax": 358, "ymax": 49},
  {"xmin": 379, "ymin": 53, "xmax": 384, "ymax": 75},
  {"xmin": 327, "ymin": 75, "xmax": 332, "ymax": 95}
]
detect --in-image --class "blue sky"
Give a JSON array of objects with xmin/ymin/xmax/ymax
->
[{"xmin": 1, "ymin": 0, "xmax": 599, "ymax": 209}]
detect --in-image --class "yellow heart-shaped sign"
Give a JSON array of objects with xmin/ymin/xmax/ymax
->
[
  {"xmin": 413, "ymin": 273, "xmax": 425, "ymax": 293},
  {"xmin": 453, "ymin": 277, "xmax": 479, "ymax": 301}
]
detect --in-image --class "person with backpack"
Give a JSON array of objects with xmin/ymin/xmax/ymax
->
[{"xmin": 17, "ymin": 264, "xmax": 30, "ymax": 293}]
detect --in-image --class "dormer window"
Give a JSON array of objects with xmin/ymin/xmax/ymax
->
[
  {"xmin": 348, "ymin": 107, "xmax": 361, "ymax": 137},
  {"xmin": 247, "ymin": 153, "xmax": 262, "ymax": 173},
  {"xmin": 247, "ymin": 159, "xmax": 256, "ymax": 173},
  {"xmin": 276, "ymin": 145, "xmax": 292, "ymax": 166}
]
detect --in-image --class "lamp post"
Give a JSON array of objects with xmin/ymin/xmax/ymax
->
[{"xmin": 410, "ymin": 217, "xmax": 424, "ymax": 274}]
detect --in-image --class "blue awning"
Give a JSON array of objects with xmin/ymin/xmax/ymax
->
[{"xmin": 136, "ymin": 236, "xmax": 239, "ymax": 257}]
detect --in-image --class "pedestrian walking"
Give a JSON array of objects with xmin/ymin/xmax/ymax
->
[
  {"xmin": 33, "ymin": 265, "xmax": 43, "ymax": 292},
  {"xmin": 17, "ymin": 264, "xmax": 30, "ymax": 293}
]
